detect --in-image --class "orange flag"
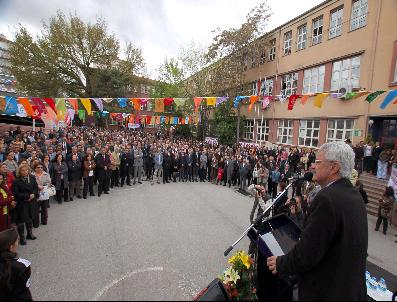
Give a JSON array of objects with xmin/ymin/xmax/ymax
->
[
  {"xmin": 68, "ymin": 99, "xmax": 79, "ymax": 111},
  {"xmin": 301, "ymin": 95, "xmax": 310, "ymax": 105},
  {"xmin": 17, "ymin": 97, "xmax": 34, "ymax": 116},
  {"xmin": 132, "ymin": 98, "xmax": 141, "ymax": 111},
  {"xmin": 165, "ymin": 116, "xmax": 170, "ymax": 124},
  {"xmin": 154, "ymin": 99, "xmax": 164, "ymax": 113},
  {"xmin": 248, "ymin": 96, "xmax": 259, "ymax": 111},
  {"xmin": 194, "ymin": 97, "xmax": 202, "ymax": 112},
  {"xmin": 0, "ymin": 97, "xmax": 6, "ymax": 112}
]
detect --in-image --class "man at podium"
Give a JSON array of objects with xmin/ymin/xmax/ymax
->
[{"xmin": 267, "ymin": 141, "xmax": 368, "ymax": 301}]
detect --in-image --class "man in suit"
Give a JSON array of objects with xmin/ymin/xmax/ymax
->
[
  {"xmin": 95, "ymin": 147, "xmax": 111, "ymax": 196},
  {"xmin": 133, "ymin": 145, "xmax": 143, "ymax": 184},
  {"xmin": 267, "ymin": 141, "xmax": 368, "ymax": 301},
  {"xmin": 239, "ymin": 158, "xmax": 250, "ymax": 191},
  {"xmin": 120, "ymin": 145, "xmax": 133, "ymax": 187}
]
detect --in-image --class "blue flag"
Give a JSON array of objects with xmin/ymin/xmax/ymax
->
[
  {"xmin": 379, "ymin": 90, "xmax": 397, "ymax": 109},
  {"xmin": 5, "ymin": 96, "xmax": 19, "ymax": 115}
]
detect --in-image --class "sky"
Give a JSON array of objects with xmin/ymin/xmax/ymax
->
[{"xmin": 0, "ymin": 0, "xmax": 324, "ymax": 78}]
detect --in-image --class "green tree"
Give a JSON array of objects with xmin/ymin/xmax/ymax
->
[{"xmin": 10, "ymin": 12, "xmax": 145, "ymax": 97}]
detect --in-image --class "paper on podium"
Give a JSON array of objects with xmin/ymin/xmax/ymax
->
[{"xmin": 261, "ymin": 232, "xmax": 285, "ymax": 256}]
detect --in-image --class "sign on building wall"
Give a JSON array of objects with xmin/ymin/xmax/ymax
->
[{"xmin": 354, "ymin": 129, "xmax": 363, "ymax": 137}]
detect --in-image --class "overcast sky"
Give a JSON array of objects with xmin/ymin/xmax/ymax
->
[{"xmin": 0, "ymin": 0, "xmax": 324, "ymax": 78}]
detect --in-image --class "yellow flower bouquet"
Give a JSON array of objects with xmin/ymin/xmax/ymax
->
[{"xmin": 219, "ymin": 251, "xmax": 257, "ymax": 301}]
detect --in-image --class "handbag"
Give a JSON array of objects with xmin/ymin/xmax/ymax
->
[{"xmin": 45, "ymin": 185, "xmax": 56, "ymax": 197}]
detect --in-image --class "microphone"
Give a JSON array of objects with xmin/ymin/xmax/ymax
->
[{"xmin": 289, "ymin": 172, "xmax": 313, "ymax": 182}]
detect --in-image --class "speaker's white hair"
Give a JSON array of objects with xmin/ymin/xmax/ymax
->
[{"xmin": 319, "ymin": 141, "xmax": 355, "ymax": 179}]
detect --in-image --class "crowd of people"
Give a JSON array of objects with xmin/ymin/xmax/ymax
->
[
  {"xmin": 0, "ymin": 126, "xmax": 396, "ymax": 243},
  {"xmin": 0, "ymin": 124, "xmax": 395, "ymax": 300}
]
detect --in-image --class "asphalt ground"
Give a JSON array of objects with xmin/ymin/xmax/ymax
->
[
  {"xmin": 18, "ymin": 181, "xmax": 254, "ymax": 301},
  {"xmin": 18, "ymin": 180, "xmax": 397, "ymax": 300}
]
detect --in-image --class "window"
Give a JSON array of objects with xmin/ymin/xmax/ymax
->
[
  {"xmin": 281, "ymin": 73, "xmax": 298, "ymax": 96},
  {"xmin": 260, "ymin": 50, "xmax": 266, "ymax": 65},
  {"xmin": 283, "ymin": 31, "xmax": 292, "ymax": 55},
  {"xmin": 312, "ymin": 16, "xmax": 323, "ymax": 45},
  {"xmin": 350, "ymin": 0, "xmax": 368, "ymax": 31},
  {"xmin": 257, "ymin": 120, "xmax": 270, "ymax": 143},
  {"xmin": 244, "ymin": 120, "xmax": 255, "ymax": 140},
  {"xmin": 303, "ymin": 65, "xmax": 325, "ymax": 94},
  {"xmin": 277, "ymin": 120, "xmax": 293, "ymax": 145},
  {"xmin": 329, "ymin": 7, "xmax": 344, "ymax": 39},
  {"xmin": 269, "ymin": 39, "xmax": 276, "ymax": 61},
  {"xmin": 299, "ymin": 120, "xmax": 320, "ymax": 147},
  {"xmin": 297, "ymin": 24, "xmax": 307, "ymax": 50},
  {"xmin": 250, "ymin": 81, "xmax": 258, "ymax": 96},
  {"xmin": 327, "ymin": 119, "xmax": 354, "ymax": 142},
  {"xmin": 331, "ymin": 56, "xmax": 361, "ymax": 92},
  {"xmin": 261, "ymin": 78, "xmax": 274, "ymax": 96}
]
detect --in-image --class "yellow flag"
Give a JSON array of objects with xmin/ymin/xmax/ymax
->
[
  {"xmin": 80, "ymin": 98, "xmax": 92, "ymax": 115},
  {"xmin": 207, "ymin": 97, "xmax": 216, "ymax": 106},
  {"xmin": 314, "ymin": 93, "xmax": 328, "ymax": 108}
]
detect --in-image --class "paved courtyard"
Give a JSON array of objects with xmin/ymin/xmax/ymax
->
[{"xmin": 18, "ymin": 181, "xmax": 397, "ymax": 300}]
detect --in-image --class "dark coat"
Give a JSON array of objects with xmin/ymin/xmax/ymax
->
[
  {"xmin": 120, "ymin": 152, "xmax": 133, "ymax": 177},
  {"xmin": 50, "ymin": 162, "xmax": 69, "ymax": 190},
  {"xmin": 0, "ymin": 252, "xmax": 33, "ymax": 301},
  {"xmin": 12, "ymin": 176, "xmax": 39, "ymax": 224},
  {"xmin": 95, "ymin": 153, "xmax": 111, "ymax": 179},
  {"xmin": 67, "ymin": 159, "xmax": 82, "ymax": 181},
  {"xmin": 277, "ymin": 178, "xmax": 368, "ymax": 301}
]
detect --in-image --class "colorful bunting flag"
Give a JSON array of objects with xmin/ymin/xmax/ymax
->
[
  {"xmin": 16, "ymin": 104, "xmax": 27, "ymax": 117},
  {"xmin": 206, "ymin": 97, "xmax": 216, "ymax": 107},
  {"xmin": 288, "ymin": 95, "xmax": 300, "ymax": 111},
  {"xmin": 56, "ymin": 99, "xmax": 66, "ymax": 120},
  {"xmin": 67, "ymin": 109, "xmax": 76, "ymax": 121},
  {"xmin": 117, "ymin": 98, "xmax": 128, "ymax": 108},
  {"xmin": 80, "ymin": 98, "xmax": 92, "ymax": 115},
  {"xmin": 262, "ymin": 96, "xmax": 271, "ymax": 110},
  {"xmin": 366, "ymin": 91, "xmax": 386, "ymax": 103},
  {"xmin": 216, "ymin": 97, "xmax": 227, "ymax": 107},
  {"xmin": 379, "ymin": 90, "xmax": 397, "ymax": 110},
  {"xmin": 301, "ymin": 95, "xmax": 310, "ymax": 105},
  {"xmin": 31, "ymin": 98, "xmax": 47, "ymax": 114},
  {"xmin": 5, "ymin": 96, "xmax": 19, "ymax": 115},
  {"xmin": 43, "ymin": 98, "xmax": 56, "ymax": 113},
  {"xmin": 17, "ymin": 97, "xmax": 34, "ymax": 116},
  {"xmin": 78, "ymin": 109, "xmax": 86, "ymax": 122},
  {"xmin": 92, "ymin": 98, "xmax": 104, "ymax": 112},
  {"xmin": 234, "ymin": 96, "xmax": 244, "ymax": 108},
  {"xmin": 155, "ymin": 99, "xmax": 164, "ymax": 113},
  {"xmin": 164, "ymin": 98, "xmax": 174, "ymax": 107},
  {"xmin": 0, "ymin": 97, "xmax": 6, "ymax": 112},
  {"xmin": 194, "ymin": 97, "xmax": 202, "ymax": 112},
  {"xmin": 68, "ymin": 99, "xmax": 79, "ymax": 111},
  {"xmin": 248, "ymin": 96, "xmax": 259, "ymax": 111},
  {"xmin": 314, "ymin": 93, "xmax": 328, "ymax": 108},
  {"xmin": 131, "ymin": 98, "xmax": 141, "ymax": 111}
]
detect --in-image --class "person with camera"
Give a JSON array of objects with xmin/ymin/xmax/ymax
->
[
  {"xmin": 285, "ymin": 195, "xmax": 305, "ymax": 229},
  {"xmin": 266, "ymin": 141, "xmax": 368, "ymax": 301}
]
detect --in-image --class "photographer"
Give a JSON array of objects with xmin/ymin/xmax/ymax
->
[
  {"xmin": 248, "ymin": 184, "xmax": 271, "ymax": 224},
  {"xmin": 285, "ymin": 195, "xmax": 305, "ymax": 229}
]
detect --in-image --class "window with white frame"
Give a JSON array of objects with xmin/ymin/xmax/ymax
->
[
  {"xmin": 261, "ymin": 78, "xmax": 274, "ymax": 96},
  {"xmin": 269, "ymin": 39, "xmax": 276, "ymax": 61},
  {"xmin": 331, "ymin": 56, "xmax": 361, "ymax": 92},
  {"xmin": 329, "ymin": 6, "xmax": 344, "ymax": 39},
  {"xmin": 281, "ymin": 73, "xmax": 298, "ymax": 96},
  {"xmin": 299, "ymin": 120, "xmax": 320, "ymax": 147},
  {"xmin": 303, "ymin": 65, "xmax": 325, "ymax": 94},
  {"xmin": 257, "ymin": 120, "xmax": 270, "ymax": 143},
  {"xmin": 312, "ymin": 16, "xmax": 323, "ymax": 45},
  {"xmin": 327, "ymin": 119, "xmax": 354, "ymax": 142},
  {"xmin": 283, "ymin": 31, "xmax": 292, "ymax": 55},
  {"xmin": 350, "ymin": 0, "xmax": 368, "ymax": 31},
  {"xmin": 244, "ymin": 120, "xmax": 255, "ymax": 140},
  {"xmin": 277, "ymin": 120, "xmax": 293, "ymax": 145},
  {"xmin": 250, "ymin": 82, "xmax": 258, "ymax": 96},
  {"xmin": 297, "ymin": 24, "xmax": 307, "ymax": 50},
  {"xmin": 260, "ymin": 50, "xmax": 266, "ymax": 65}
]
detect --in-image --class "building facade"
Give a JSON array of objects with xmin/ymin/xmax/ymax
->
[
  {"xmin": 0, "ymin": 34, "xmax": 17, "ymax": 96},
  {"xmin": 238, "ymin": 0, "xmax": 397, "ymax": 149}
]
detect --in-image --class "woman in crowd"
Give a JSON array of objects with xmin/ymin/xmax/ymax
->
[
  {"xmin": 51, "ymin": 154, "xmax": 69, "ymax": 204},
  {"xmin": 363, "ymin": 142, "xmax": 373, "ymax": 173},
  {"xmin": 0, "ymin": 174, "xmax": 14, "ymax": 232},
  {"xmin": 82, "ymin": 153, "xmax": 96, "ymax": 199},
  {"xmin": 1, "ymin": 163, "xmax": 15, "ymax": 191},
  {"xmin": 12, "ymin": 164, "xmax": 39, "ymax": 245},
  {"xmin": 3, "ymin": 152, "xmax": 18, "ymax": 175},
  {"xmin": 67, "ymin": 153, "xmax": 82, "ymax": 201},
  {"xmin": 377, "ymin": 149, "xmax": 391, "ymax": 180},
  {"xmin": 42, "ymin": 154, "xmax": 51, "ymax": 174},
  {"xmin": 375, "ymin": 186, "xmax": 395, "ymax": 235},
  {"xmin": 0, "ymin": 227, "xmax": 33, "ymax": 301},
  {"xmin": 33, "ymin": 162, "xmax": 51, "ymax": 226}
]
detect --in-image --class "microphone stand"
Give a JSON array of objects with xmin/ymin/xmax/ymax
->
[{"xmin": 224, "ymin": 181, "xmax": 295, "ymax": 257}]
